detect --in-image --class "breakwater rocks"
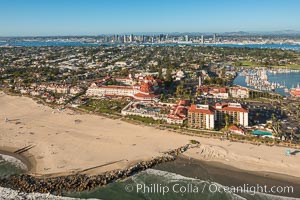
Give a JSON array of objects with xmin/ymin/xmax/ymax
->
[{"xmin": 0, "ymin": 144, "xmax": 196, "ymax": 195}]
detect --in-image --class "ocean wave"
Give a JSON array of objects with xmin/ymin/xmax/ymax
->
[
  {"xmin": 0, "ymin": 154, "xmax": 28, "ymax": 171},
  {"xmin": 0, "ymin": 187, "xmax": 105, "ymax": 200},
  {"xmin": 139, "ymin": 169, "xmax": 297, "ymax": 200},
  {"xmin": 145, "ymin": 169, "xmax": 198, "ymax": 181}
]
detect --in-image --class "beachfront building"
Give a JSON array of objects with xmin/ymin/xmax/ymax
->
[
  {"xmin": 45, "ymin": 84, "xmax": 83, "ymax": 95},
  {"xmin": 133, "ymin": 81, "xmax": 160, "ymax": 101},
  {"xmin": 188, "ymin": 104, "xmax": 215, "ymax": 129},
  {"xmin": 229, "ymin": 87, "xmax": 249, "ymax": 98},
  {"xmin": 86, "ymin": 85, "xmax": 139, "ymax": 97},
  {"xmin": 213, "ymin": 102, "xmax": 249, "ymax": 128},
  {"xmin": 86, "ymin": 80, "xmax": 159, "ymax": 101},
  {"xmin": 167, "ymin": 100, "xmax": 190, "ymax": 124}
]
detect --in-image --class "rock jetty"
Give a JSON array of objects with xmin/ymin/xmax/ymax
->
[{"xmin": 0, "ymin": 144, "xmax": 196, "ymax": 195}]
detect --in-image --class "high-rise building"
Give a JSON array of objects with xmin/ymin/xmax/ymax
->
[
  {"xmin": 201, "ymin": 35, "xmax": 204, "ymax": 44},
  {"xmin": 188, "ymin": 104, "xmax": 215, "ymax": 130},
  {"xmin": 188, "ymin": 102, "xmax": 249, "ymax": 130},
  {"xmin": 129, "ymin": 34, "xmax": 133, "ymax": 42},
  {"xmin": 213, "ymin": 34, "xmax": 217, "ymax": 43},
  {"xmin": 123, "ymin": 35, "xmax": 127, "ymax": 43},
  {"xmin": 213, "ymin": 102, "xmax": 248, "ymax": 128},
  {"xmin": 185, "ymin": 35, "xmax": 189, "ymax": 42},
  {"xmin": 141, "ymin": 35, "xmax": 145, "ymax": 43}
]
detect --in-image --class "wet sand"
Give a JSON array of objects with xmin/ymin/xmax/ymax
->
[
  {"xmin": 0, "ymin": 149, "xmax": 34, "ymax": 173},
  {"xmin": 154, "ymin": 156, "xmax": 300, "ymax": 198}
]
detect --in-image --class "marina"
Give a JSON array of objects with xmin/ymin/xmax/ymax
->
[{"xmin": 234, "ymin": 68, "xmax": 300, "ymax": 96}]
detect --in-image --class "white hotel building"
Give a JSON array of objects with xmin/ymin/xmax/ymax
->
[{"xmin": 86, "ymin": 81, "xmax": 159, "ymax": 102}]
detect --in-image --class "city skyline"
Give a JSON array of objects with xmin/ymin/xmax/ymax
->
[{"xmin": 1, "ymin": 0, "xmax": 300, "ymax": 36}]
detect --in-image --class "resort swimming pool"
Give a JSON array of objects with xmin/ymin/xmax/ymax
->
[
  {"xmin": 252, "ymin": 130, "xmax": 273, "ymax": 136},
  {"xmin": 144, "ymin": 107, "xmax": 161, "ymax": 112}
]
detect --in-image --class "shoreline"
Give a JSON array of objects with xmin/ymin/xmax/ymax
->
[
  {"xmin": 2, "ymin": 145, "xmax": 300, "ymax": 184},
  {"xmin": 0, "ymin": 91, "xmax": 300, "ymax": 196},
  {"xmin": 2, "ymin": 145, "xmax": 300, "ymax": 185},
  {"xmin": 155, "ymin": 155, "xmax": 300, "ymax": 198},
  {"xmin": 2, "ymin": 146, "xmax": 300, "ymax": 198},
  {"xmin": 0, "ymin": 147, "xmax": 36, "ymax": 173}
]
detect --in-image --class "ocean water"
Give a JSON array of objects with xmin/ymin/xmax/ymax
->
[
  {"xmin": 0, "ymin": 154, "xmax": 298, "ymax": 199},
  {"xmin": 66, "ymin": 169, "xmax": 239, "ymax": 200},
  {"xmin": 0, "ymin": 153, "xmax": 27, "ymax": 178},
  {"xmin": 65, "ymin": 157, "xmax": 300, "ymax": 200},
  {"xmin": 65, "ymin": 169, "xmax": 297, "ymax": 200}
]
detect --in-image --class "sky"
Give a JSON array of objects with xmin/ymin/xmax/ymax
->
[{"xmin": 0, "ymin": 0, "xmax": 300, "ymax": 36}]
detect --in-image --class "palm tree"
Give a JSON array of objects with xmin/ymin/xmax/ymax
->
[{"xmin": 225, "ymin": 114, "xmax": 229, "ymax": 129}]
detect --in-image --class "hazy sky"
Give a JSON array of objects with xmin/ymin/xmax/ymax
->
[{"xmin": 0, "ymin": 0, "xmax": 300, "ymax": 36}]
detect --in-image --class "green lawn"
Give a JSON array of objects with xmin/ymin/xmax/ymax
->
[
  {"xmin": 80, "ymin": 99, "xmax": 128, "ymax": 114},
  {"xmin": 126, "ymin": 115, "xmax": 160, "ymax": 124}
]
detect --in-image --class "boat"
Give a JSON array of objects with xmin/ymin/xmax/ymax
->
[{"xmin": 284, "ymin": 88, "xmax": 289, "ymax": 93}]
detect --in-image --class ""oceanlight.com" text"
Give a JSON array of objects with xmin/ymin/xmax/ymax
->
[{"xmin": 124, "ymin": 183, "xmax": 294, "ymax": 196}]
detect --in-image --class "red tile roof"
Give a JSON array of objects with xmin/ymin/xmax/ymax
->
[
  {"xmin": 212, "ymin": 103, "xmax": 248, "ymax": 113},
  {"xmin": 188, "ymin": 104, "xmax": 214, "ymax": 115},
  {"xmin": 139, "ymin": 81, "xmax": 154, "ymax": 93},
  {"xmin": 134, "ymin": 93, "xmax": 159, "ymax": 98}
]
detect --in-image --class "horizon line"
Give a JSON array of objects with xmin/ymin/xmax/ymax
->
[{"xmin": 1, "ymin": 30, "xmax": 300, "ymax": 38}]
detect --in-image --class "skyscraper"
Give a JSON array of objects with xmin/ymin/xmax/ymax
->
[
  {"xmin": 185, "ymin": 35, "xmax": 189, "ymax": 42},
  {"xmin": 201, "ymin": 35, "xmax": 204, "ymax": 44},
  {"xmin": 141, "ymin": 35, "xmax": 145, "ymax": 43},
  {"xmin": 129, "ymin": 34, "xmax": 133, "ymax": 42}
]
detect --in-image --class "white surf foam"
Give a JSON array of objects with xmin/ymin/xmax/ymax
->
[
  {"xmin": 0, "ymin": 154, "xmax": 28, "ymax": 171},
  {"xmin": 141, "ymin": 169, "xmax": 298, "ymax": 200},
  {"xmin": 145, "ymin": 168, "xmax": 198, "ymax": 181},
  {"xmin": 0, "ymin": 186, "xmax": 102, "ymax": 200}
]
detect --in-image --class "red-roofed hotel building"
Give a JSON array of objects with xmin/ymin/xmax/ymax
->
[
  {"xmin": 188, "ymin": 102, "xmax": 249, "ymax": 130},
  {"xmin": 188, "ymin": 104, "xmax": 215, "ymax": 129},
  {"xmin": 86, "ymin": 81, "xmax": 159, "ymax": 101},
  {"xmin": 213, "ymin": 102, "xmax": 249, "ymax": 128}
]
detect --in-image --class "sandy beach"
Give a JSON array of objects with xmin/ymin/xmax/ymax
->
[
  {"xmin": 0, "ymin": 91, "xmax": 299, "ymax": 179},
  {"xmin": 183, "ymin": 138, "xmax": 300, "ymax": 178}
]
